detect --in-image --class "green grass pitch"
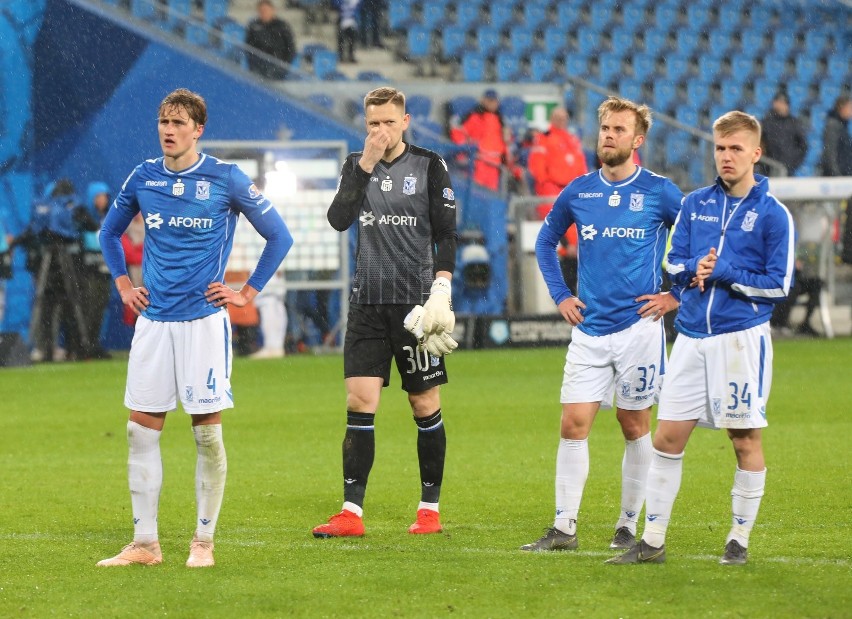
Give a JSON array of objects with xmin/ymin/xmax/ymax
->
[{"xmin": 1, "ymin": 338, "xmax": 850, "ymax": 617}]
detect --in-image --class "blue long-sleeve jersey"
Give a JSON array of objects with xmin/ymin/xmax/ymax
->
[
  {"xmin": 100, "ymin": 154, "xmax": 293, "ymax": 322},
  {"xmin": 666, "ymin": 175, "xmax": 795, "ymax": 337},
  {"xmin": 535, "ymin": 166, "xmax": 684, "ymax": 336}
]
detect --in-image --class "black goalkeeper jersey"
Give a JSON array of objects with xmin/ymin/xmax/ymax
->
[{"xmin": 328, "ymin": 143, "xmax": 458, "ymax": 305}]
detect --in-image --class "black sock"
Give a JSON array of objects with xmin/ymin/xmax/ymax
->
[
  {"xmin": 415, "ymin": 409, "xmax": 445, "ymax": 504},
  {"xmin": 342, "ymin": 411, "xmax": 375, "ymax": 508}
]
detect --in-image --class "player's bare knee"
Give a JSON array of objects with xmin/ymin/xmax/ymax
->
[
  {"xmin": 616, "ymin": 407, "xmax": 650, "ymax": 439},
  {"xmin": 346, "ymin": 392, "xmax": 378, "ymax": 412},
  {"xmin": 408, "ymin": 387, "xmax": 440, "ymax": 417}
]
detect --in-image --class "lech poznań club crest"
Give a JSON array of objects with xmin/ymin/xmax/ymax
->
[
  {"xmin": 173, "ymin": 179, "xmax": 185, "ymax": 196},
  {"xmin": 608, "ymin": 191, "xmax": 621, "ymax": 207},
  {"xmin": 629, "ymin": 193, "xmax": 644, "ymax": 211},
  {"xmin": 403, "ymin": 176, "xmax": 417, "ymax": 196},
  {"xmin": 196, "ymin": 180, "xmax": 210, "ymax": 200},
  {"xmin": 741, "ymin": 210, "xmax": 758, "ymax": 232},
  {"xmin": 185, "ymin": 386, "xmax": 194, "ymax": 402}
]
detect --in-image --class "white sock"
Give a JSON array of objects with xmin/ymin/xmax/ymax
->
[
  {"xmin": 127, "ymin": 421, "xmax": 162, "ymax": 544},
  {"xmin": 193, "ymin": 424, "xmax": 227, "ymax": 543},
  {"xmin": 617, "ymin": 432, "xmax": 652, "ymax": 534},
  {"xmin": 343, "ymin": 501, "xmax": 363, "ymax": 517},
  {"xmin": 554, "ymin": 438, "xmax": 589, "ymax": 535},
  {"xmin": 418, "ymin": 501, "xmax": 439, "ymax": 513},
  {"xmin": 727, "ymin": 467, "xmax": 766, "ymax": 548},
  {"xmin": 642, "ymin": 449, "xmax": 684, "ymax": 548}
]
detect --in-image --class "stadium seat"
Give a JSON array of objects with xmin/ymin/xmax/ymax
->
[
  {"xmin": 406, "ymin": 25, "xmax": 433, "ymax": 69},
  {"xmin": 696, "ymin": 55, "xmax": 721, "ymax": 81},
  {"xmin": 442, "ymin": 25, "xmax": 468, "ymax": 62},
  {"xmin": 589, "ymin": 3, "xmax": 612, "ymax": 29},
  {"xmin": 388, "ymin": 3, "xmax": 414, "ymax": 33},
  {"xmin": 455, "ymin": 2, "xmax": 481, "ymax": 31},
  {"xmin": 719, "ymin": 81, "xmax": 744, "ymax": 108},
  {"xmin": 494, "ymin": 53, "xmax": 519, "ymax": 82},
  {"xmin": 642, "ymin": 29, "xmax": 668, "ymax": 57},
  {"xmin": 476, "ymin": 26, "xmax": 502, "ymax": 58},
  {"xmin": 761, "ymin": 54, "xmax": 787, "ymax": 81},
  {"xmin": 578, "ymin": 29, "xmax": 603, "ymax": 54},
  {"xmin": 407, "ymin": 95, "xmax": 432, "ymax": 121},
  {"xmin": 794, "ymin": 56, "xmax": 819, "ymax": 83},
  {"xmin": 611, "ymin": 24, "xmax": 639, "ymax": 50},
  {"xmin": 448, "ymin": 95, "xmax": 478, "ymax": 122},
  {"xmin": 313, "ymin": 49, "xmax": 338, "ymax": 80},
  {"xmin": 130, "ymin": 0, "xmax": 157, "ymax": 21},
  {"xmin": 204, "ymin": 0, "xmax": 228, "ymax": 26},
  {"xmin": 685, "ymin": 79, "xmax": 711, "ymax": 110},
  {"xmin": 631, "ymin": 53, "xmax": 657, "ymax": 82},
  {"xmin": 523, "ymin": 3, "xmax": 547, "ymax": 30},
  {"xmin": 652, "ymin": 2, "xmax": 678, "ymax": 31},
  {"xmin": 554, "ymin": 3, "xmax": 578, "ymax": 30},
  {"xmin": 618, "ymin": 77, "xmax": 645, "ymax": 103},
  {"xmin": 665, "ymin": 132, "xmax": 692, "ymax": 165},
  {"xmin": 707, "ymin": 30, "xmax": 731, "ymax": 57},
  {"xmin": 664, "ymin": 55, "xmax": 689, "ymax": 81},
  {"xmin": 542, "ymin": 26, "xmax": 568, "ymax": 57},
  {"xmin": 685, "ymin": 4, "xmax": 710, "ymax": 32},
  {"xmin": 787, "ymin": 81, "xmax": 811, "ymax": 114},
  {"xmin": 501, "ymin": 95, "xmax": 526, "ymax": 138},
  {"xmin": 219, "ymin": 20, "xmax": 246, "ymax": 63},
  {"xmin": 675, "ymin": 29, "xmax": 700, "ymax": 56},
  {"xmin": 422, "ymin": 2, "xmax": 446, "ymax": 31},
  {"xmin": 598, "ymin": 52, "xmax": 624, "ymax": 84},
  {"xmin": 185, "ymin": 23, "xmax": 208, "ymax": 48},
  {"xmin": 164, "ymin": 0, "xmax": 192, "ymax": 31},
  {"xmin": 770, "ymin": 29, "xmax": 797, "ymax": 59},
  {"xmin": 529, "ymin": 52, "xmax": 555, "ymax": 82},
  {"xmin": 653, "ymin": 81, "xmax": 678, "ymax": 112},
  {"xmin": 356, "ymin": 70, "xmax": 386, "ymax": 81},
  {"xmin": 740, "ymin": 29, "xmax": 766, "ymax": 57},
  {"xmin": 730, "ymin": 56, "xmax": 755, "ymax": 81},
  {"xmin": 488, "ymin": 1, "xmax": 514, "ymax": 30},
  {"xmin": 509, "ymin": 28, "xmax": 535, "ymax": 57},
  {"xmin": 564, "ymin": 55, "xmax": 588, "ymax": 78},
  {"xmin": 460, "ymin": 52, "xmax": 487, "ymax": 81},
  {"xmin": 675, "ymin": 106, "xmax": 700, "ymax": 128},
  {"xmin": 826, "ymin": 55, "xmax": 851, "ymax": 84},
  {"xmin": 621, "ymin": 4, "xmax": 645, "ymax": 28},
  {"xmin": 753, "ymin": 78, "xmax": 779, "ymax": 107}
]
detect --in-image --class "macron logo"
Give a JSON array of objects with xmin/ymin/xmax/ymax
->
[{"xmin": 145, "ymin": 213, "xmax": 163, "ymax": 229}]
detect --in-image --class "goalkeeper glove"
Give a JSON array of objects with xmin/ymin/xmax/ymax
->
[
  {"xmin": 422, "ymin": 276, "xmax": 455, "ymax": 334},
  {"xmin": 403, "ymin": 304, "xmax": 428, "ymax": 348},
  {"xmin": 424, "ymin": 331, "xmax": 458, "ymax": 357}
]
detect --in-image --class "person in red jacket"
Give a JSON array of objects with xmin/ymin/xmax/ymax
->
[{"xmin": 451, "ymin": 89, "xmax": 513, "ymax": 191}]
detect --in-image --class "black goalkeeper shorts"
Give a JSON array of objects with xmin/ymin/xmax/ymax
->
[{"xmin": 343, "ymin": 303, "xmax": 448, "ymax": 393}]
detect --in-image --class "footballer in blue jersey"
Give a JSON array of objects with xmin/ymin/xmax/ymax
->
[
  {"xmin": 523, "ymin": 97, "xmax": 684, "ymax": 554},
  {"xmin": 609, "ymin": 111, "xmax": 793, "ymax": 567},
  {"xmin": 97, "ymin": 89, "xmax": 293, "ymax": 569}
]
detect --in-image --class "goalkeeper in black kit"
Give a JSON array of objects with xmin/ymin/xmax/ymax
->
[{"xmin": 312, "ymin": 87, "xmax": 459, "ymax": 538}]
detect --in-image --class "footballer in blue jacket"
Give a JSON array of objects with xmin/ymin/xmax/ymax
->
[
  {"xmin": 608, "ymin": 111, "xmax": 795, "ymax": 566},
  {"xmin": 524, "ymin": 97, "xmax": 684, "ymax": 554},
  {"xmin": 96, "ymin": 89, "xmax": 293, "ymax": 568}
]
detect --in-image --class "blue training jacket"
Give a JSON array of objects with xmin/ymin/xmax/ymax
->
[{"xmin": 666, "ymin": 175, "xmax": 795, "ymax": 338}]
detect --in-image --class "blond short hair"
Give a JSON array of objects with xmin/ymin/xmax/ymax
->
[
  {"xmin": 598, "ymin": 96, "xmax": 652, "ymax": 136},
  {"xmin": 364, "ymin": 87, "xmax": 406, "ymax": 112},
  {"xmin": 713, "ymin": 110, "xmax": 762, "ymax": 143}
]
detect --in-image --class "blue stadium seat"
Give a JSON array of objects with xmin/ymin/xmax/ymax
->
[
  {"xmin": 696, "ymin": 55, "xmax": 720, "ymax": 81},
  {"xmin": 653, "ymin": 81, "xmax": 677, "ymax": 111},
  {"xmin": 130, "ymin": 0, "xmax": 157, "ymax": 21},
  {"xmin": 665, "ymin": 132, "xmax": 692, "ymax": 165},
  {"xmin": 578, "ymin": 29, "xmax": 602, "ymax": 53},
  {"xmin": 598, "ymin": 52, "xmax": 624, "ymax": 83},
  {"xmin": 455, "ymin": 3, "xmax": 481, "ymax": 31},
  {"xmin": 501, "ymin": 95, "xmax": 526, "ymax": 138},
  {"xmin": 407, "ymin": 95, "xmax": 432, "ymax": 120},
  {"xmin": 308, "ymin": 93, "xmax": 334, "ymax": 111},
  {"xmin": 719, "ymin": 81, "xmax": 744, "ymax": 108},
  {"xmin": 753, "ymin": 78, "xmax": 779, "ymax": 107},
  {"xmin": 631, "ymin": 53, "xmax": 657, "ymax": 82},
  {"xmin": 786, "ymin": 81, "xmax": 811, "ymax": 114},
  {"xmin": 524, "ymin": 3, "xmax": 547, "ymax": 30},
  {"xmin": 442, "ymin": 25, "xmax": 468, "ymax": 61},
  {"xmin": 407, "ymin": 25, "xmax": 432, "ymax": 63},
  {"xmin": 529, "ymin": 52, "xmax": 554, "ymax": 82},
  {"xmin": 388, "ymin": 3, "xmax": 414, "ymax": 33},
  {"xmin": 488, "ymin": 1, "xmax": 514, "ymax": 30},
  {"xmin": 685, "ymin": 4, "xmax": 710, "ymax": 31},
  {"xmin": 564, "ymin": 55, "xmax": 588, "ymax": 77},
  {"xmin": 652, "ymin": 2, "xmax": 678, "ymax": 31},
  {"xmin": 555, "ymin": 3, "xmax": 581, "ymax": 30},
  {"xmin": 185, "ymin": 23, "xmax": 208, "ymax": 47},
  {"xmin": 164, "ymin": 0, "xmax": 192, "ymax": 31},
  {"xmin": 826, "ymin": 55, "xmax": 851, "ymax": 83},
  {"xmin": 803, "ymin": 30, "xmax": 828, "ymax": 57},
  {"xmin": 357, "ymin": 70, "xmax": 386, "ymax": 81},
  {"xmin": 611, "ymin": 24, "xmax": 639, "ymax": 49},
  {"xmin": 818, "ymin": 80, "xmax": 842, "ymax": 106},
  {"xmin": 448, "ymin": 95, "xmax": 478, "ymax": 120},
  {"xmin": 642, "ymin": 29, "xmax": 668, "ymax": 57},
  {"xmin": 707, "ymin": 30, "xmax": 731, "ymax": 57},
  {"xmin": 794, "ymin": 56, "xmax": 819, "ymax": 82},
  {"xmin": 510, "ymin": 28, "xmax": 535, "ymax": 57},
  {"xmin": 313, "ymin": 49, "xmax": 338, "ymax": 80},
  {"xmin": 664, "ymin": 55, "xmax": 689, "ymax": 81},
  {"xmin": 422, "ymin": 3, "xmax": 445, "ymax": 31},
  {"xmin": 619, "ymin": 77, "xmax": 645, "ymax": 103},
  {"xmin": 542, "ymin": 26, "xmax": 568, "ymax": 57},
  {"xmin": 495, "ymin": 53, "xmax": 520, "ymax": 82},
  {"xmin": 675, "ymin": 106, "xmax": 700, "ymax": 127},
  {"xmin": 621, "ymin": 4, "xmax": 645, "ymax": 28},
  {"xmin": 730, "ymin": 56, "xmax": 755, "ymax": 81},
  {"xmin": 761, "ymin": 54, "xmax": 787, "ymax": 81},
  {"xmin": 740, "ymin": 29, "xmax": 766, "ymax": 57},
  {"xmin": 219, "ymin": 20, "xmax": 246, "ymax": 63},
  {"xmin": 204, "ymin": 0, "xmax": 228, "ymax": 26},
  {"xmin": 770, "ymin": 29, "xmax": 797, "ymax": 59},
  {"xmin": 460, "ymin": 53, "xmax": 487, "ymax": 81},
  {"xmin": 685, "ymin": 79, "xmax": 711, "ymax": 110},
  {"xmin": 476, "ymin": 26, "xmax": 502, "ymax": 58},
  {"xmin": 675, "ymin": 29, "xmax": 700, "ymax": 56},
  {"xmin": 589, "ymin": 3, "xmax": 612, "ymax": 29}
]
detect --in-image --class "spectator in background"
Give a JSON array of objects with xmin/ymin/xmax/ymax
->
[
  {"xmin": 358, "ymin": 0, "xmax": 384, "ymax": 49},
  {"xmin": 758, "ymin": 92, "xmax": 808, "ymax": 176},
  {"xmin": 334, "ymin": 0, "xmax": 360, "ymax": 63},
  {"xmin": 450, "ymin": 89, "xmax": 515, "ymax": 192},
  {"xmin": 76, "ymin": 182, "xmax": 113, "ymax": 359},
  {"xmin": 821, "ymin": 95, "xmax": 852, "ymax": 265},
  {"xmin": 245, "ymin": 0, "xmax": 296, "ymax": 80}
]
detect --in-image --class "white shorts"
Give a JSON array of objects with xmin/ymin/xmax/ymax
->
[
  {"xmin": 125, "ymin": 311, "xmax": 235, "ymax": 414},
  {"xmin": 658, "ymin": 323, "xmax": 772, "ymax": 430},
  {"xmin": 560, "ymin": 316, "xmax": 667, "ymax": 410}
]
